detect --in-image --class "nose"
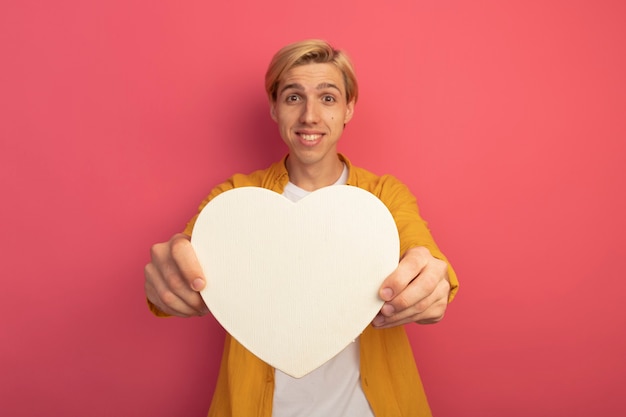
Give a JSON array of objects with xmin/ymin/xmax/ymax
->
[{"xmin": 299, "ymin": 99, "xmax": 320, "ymax": 125}]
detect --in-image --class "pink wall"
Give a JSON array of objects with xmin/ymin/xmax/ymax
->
[{"xmin": 2, "ymin": 1, "xmax": 625, "ymax": 415}]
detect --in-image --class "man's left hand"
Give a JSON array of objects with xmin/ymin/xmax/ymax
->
[{"xmin": 372, "ymin": 246, "xmax": 451, "ymax": 328}]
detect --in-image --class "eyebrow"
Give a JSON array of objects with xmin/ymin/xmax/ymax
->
[{"xmin": 279, "ymin": 82, "xmax": 342, "ymax": 95}]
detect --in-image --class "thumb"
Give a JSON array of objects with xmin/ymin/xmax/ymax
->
[
  {"xmin": 379, "ymin": 270, "xmax": 401, "ymax": 302},
  {"xmin": 170, "ymin": 233, "xmax": 206, "ymax": 291},
  {"xmin": 379, "ymin": 251, "xmax": 423, "ymax": 302}
]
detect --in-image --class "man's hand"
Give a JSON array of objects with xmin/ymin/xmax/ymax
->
[
  {"xmin": 373, "ymin": 246, "xmax": 451, "ymax": 328},
  {"xmin": 144, "ymin": 233, "xmax": 210, "ymax": 317}
]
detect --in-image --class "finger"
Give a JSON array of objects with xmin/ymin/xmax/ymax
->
[
  {"xmin": 375, "ymin": 285, "xmax": 434, "ymax": 326},
  {"xmin": 385, "ymin": 254, "xmax": 449, "ymax": 314},
  {"xmin": 170, "ymin": 234, "xmax": 206, "ymax": 291},
  {"xmin": 373, "ymin": 299, "xmax": 445, "ymax": 328},
  {"xmin": 146, "ymin": 238, "xmax": 209, "ymax": 316},
  {"xmin": 379, "ymin": 252, "xmax": 425, "ymax": 302},
  {"xmin": 145, "ymin": 279, "xmax": 196, "ymax": 317},
  {"xmin": 374, "ymin": 302, "xmax": 446, "ymax": 328},
  {"xmin": 145, "ymin": 264, "xmax": 208, "ymax": 317},
  {"xmin": 382, "ymin": 268, "xmax": 439, "ymax": 316},
  {"xmin": 159, "ymin": 262, "xmax": 209, "ymax": 316},
  {"xmin": 373, "ymin": 279, "xmax": 450, "ymax": 328}
]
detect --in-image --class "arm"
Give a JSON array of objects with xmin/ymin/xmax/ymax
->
[
  {"xmin": 144, "ymin": 162, "xmax": 280, "ymax": 318},
  {"xmin": 145, "ymin": 177, "xmax": 240, "ymax": 317},
  {"xmin": 370, "ymin": 176, "xmax": 458, "ymax": 328}
]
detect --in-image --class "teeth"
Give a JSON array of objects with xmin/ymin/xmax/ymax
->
[{"xmin": 301, "ymin": 134, "xmax": 321, "ymax": 141}]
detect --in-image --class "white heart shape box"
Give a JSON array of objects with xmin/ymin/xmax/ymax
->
[{"xmin": 191, "ymin": 185, "xmax": 400, "ymax": 378}]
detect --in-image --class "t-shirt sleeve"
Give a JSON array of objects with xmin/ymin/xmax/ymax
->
[
  {"xmin": 377, "ymin": 175, "xmax": 459, "ymax": 302},
  {"xmin": 183, "ymin": 178, "xmax": 238, "ymax": 236}
]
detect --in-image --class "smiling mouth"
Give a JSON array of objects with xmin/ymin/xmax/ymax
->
[{"xmin": 299, "ymin": 133, "xmax": 323, "ymax": 142}]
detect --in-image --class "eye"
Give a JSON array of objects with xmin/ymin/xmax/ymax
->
[
  {"xmin": 322, "ymin": 95, "xmax": 336, "ymax": 103},
  {"xmin": 285, "ymin": 94, "xmax": 301, "ymax": 103}
]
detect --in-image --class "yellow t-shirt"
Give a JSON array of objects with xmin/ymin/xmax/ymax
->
[{"xmin": 149, "ymin": 154, "xmax": 459, "ymax": 416}]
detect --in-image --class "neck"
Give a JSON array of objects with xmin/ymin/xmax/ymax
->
[{"xmin": 286, "ymin": 154, "xmax": 344, "ymax": 191}]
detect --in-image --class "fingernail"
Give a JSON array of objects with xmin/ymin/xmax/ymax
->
[
  {"xmin": 192, "ymin": 278, "xmax": 205, "ymax": 291},
  {"xmin": 381, "ymin": 287, "xmax": 393, "ymax": 301},
  {"xmin": 373, "ymin": 315, "xmax": 385, "ymax": 327}
]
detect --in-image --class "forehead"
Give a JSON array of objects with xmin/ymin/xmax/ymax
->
[{"xmin": 278, "ymin": 63, "xmax": 345, "ymax": 92}]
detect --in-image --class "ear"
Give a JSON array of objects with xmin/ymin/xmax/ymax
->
[
  {"xmin": 270, "ymin": 101, "xmax": 278, "ymax": 122},
  {"xmin": 343, "ymin": 99, "xmax": 356, "ymax": 124}
]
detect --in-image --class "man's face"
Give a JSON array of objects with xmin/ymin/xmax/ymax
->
[{"xmin": 271, "ymin": 63, "xmax": 355, "ymax": 170}]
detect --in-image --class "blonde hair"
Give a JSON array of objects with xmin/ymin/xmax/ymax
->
[{"xmin": 265, "ymin": 39, "xmax": 359, "ymax": 104}]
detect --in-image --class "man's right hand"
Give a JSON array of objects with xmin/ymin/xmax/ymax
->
[{"xmin": 144, "ymin": 233, "xmax": 210, "ymax": 317}]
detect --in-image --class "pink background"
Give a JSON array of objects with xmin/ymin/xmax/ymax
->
[{"xmin": 2, "ymin": 1, "xmax": 625, "ymax": 416}]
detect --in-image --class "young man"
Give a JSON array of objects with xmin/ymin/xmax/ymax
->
[{"xmin": 145, "ymin": 39, "xmax": 459, "ymax": 416}]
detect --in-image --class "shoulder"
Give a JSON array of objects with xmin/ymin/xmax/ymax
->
[
  {"xmin": 212, "ymin": 157, "xmax": 289, "ymax": 196},
  {"xmin": 349, "ymin": 163, "xmax": 413, "ymax": 202},
  {"xmin": 184, "ymin": 158, "xmax": 288, "ymax": 234}
]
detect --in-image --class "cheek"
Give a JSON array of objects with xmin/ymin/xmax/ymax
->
[
  {"xmin": 277, "ymin": 118, "xmax": 291, "ymax": 138},
  {"xmin": 274, "ymin": 114, "xmax": 287, "ymax": 129}
]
